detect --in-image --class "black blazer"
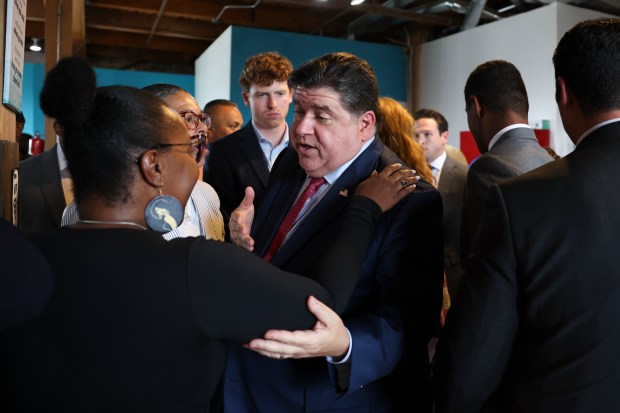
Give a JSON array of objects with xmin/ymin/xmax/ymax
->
[
  {"xmin": 435, "ymin": 120, "xmax": 620, "ymax": 413},
  {"xmin": 17, "ymin": 145, "xmax": 65, "ymax": 235},
  {"xmin": 205, "ymin": 121, "xmax": 271, "ymax": 221}
]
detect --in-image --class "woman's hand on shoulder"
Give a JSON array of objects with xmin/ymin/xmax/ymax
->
[{"xmin": 355, "ymin": 163, "xmax": 418, "ymax": 212}]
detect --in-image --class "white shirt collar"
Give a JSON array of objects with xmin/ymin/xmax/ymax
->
[
  {"xmin": 488, "ymin": 123, "xmax": 531, "ymax": 151},
  {"xmin": 323, "ymin": 136, "xmax": 376, "ymax": 185},
  {"xmin": 429, "ymin": 150, "xmax": 447, "ymax": 172},
  {"xmin": 56, "ymin": 140, "xmax": 68, "ymax": 172},
  {"xmin": 575, "ymin": 118, "xmax": 620, "ymax": 146},
  {"xmin": 252, "ymin": 121, "xmax": 289, "ymax": 147}
]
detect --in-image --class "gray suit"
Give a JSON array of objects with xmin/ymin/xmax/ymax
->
[
  {"xmin": 462, "ymin": 127, "xmax": 552, "ymax": 257},
  {"xmin": 438, "ymin": 155, "xmax": 468, "ymax": 297},
  {"xmin": 17, "ymin": 145, "xmax": 65, "ymax": 235}
]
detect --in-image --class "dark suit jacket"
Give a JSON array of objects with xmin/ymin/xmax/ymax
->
[
  {"xmin": 205, "ymin": 121, "xmax": 271, "ymax": 222},
  {"xmin": 17, "ymin": 145, "xmax": 65, "ymax": 235},
  {"xmin": 438, "ymin": 155, "xmax": 468, "ymax": 297},
  {"xmin": 223, "ymin": 139, "xmax": 444, "ymax": 412},
  {"xmin": 462, "ymin": 127, "xmax": 552, "ymax": 258},
  {"xmin": 435, "ymin": 120, "xmax": 620, "ymax": 413}
]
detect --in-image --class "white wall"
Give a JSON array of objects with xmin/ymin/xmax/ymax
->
[
  {"xmin": 194, "ymin": 26, "xmax": 233, "ymax": 108},
  {"xmin": 419, "ymin": 2, "xmax": 615, "ymax": 156}
]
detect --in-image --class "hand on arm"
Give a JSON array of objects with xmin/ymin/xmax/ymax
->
[
  {"xmin": 229, "ymin": 186, "xmax": 255, "ymax": 251},
  {"xmin": 244, "ymin": 295, "xmax": 350, "ymax": 360},
  {"xmin": 355, "ymin": 163, "xmax": 418, "ymax": 212}
]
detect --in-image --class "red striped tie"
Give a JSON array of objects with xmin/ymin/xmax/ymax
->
[{"xmin": 263, "ymin": 177, "xmax": 326, "ymax": 262}]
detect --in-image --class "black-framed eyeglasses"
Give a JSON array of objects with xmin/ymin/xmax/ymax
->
[
  {"xmin": 180, "ymin": 110, "xmax": 211, "ymax": 130},
  {"xmin": 135, "ymin": 134, "xmax": 208, "ymax": 164}
]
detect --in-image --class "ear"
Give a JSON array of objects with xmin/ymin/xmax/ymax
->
[
  {"xmin": 556, "ymin": 76, "xmax": 574, "ymax": 111},
  {"xmin": 359, "ymin": 111, "xmax": 377, "ymax": 142},
  {"xmin": 471, "ymin": 95, "xmax": 484, "ymax": 118},
  {"xmin": 138, "ymin": 149, "xmax": 165, "ymax": 188},
  {"xmin": 241, "ymin": 91, "xmax": 251, "ymax": 108},
  {"xmin": 53, "ymin": 121, "xmax": 64, "ymax": 137},
  {"xmin": 441, "ymin": 130, "xmax": 450, "ymax": 144}
]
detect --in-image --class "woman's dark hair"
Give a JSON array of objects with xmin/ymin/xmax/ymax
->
[{"xmin": 39, "ymin": 57, "xmax": 180, "ymax": 205}]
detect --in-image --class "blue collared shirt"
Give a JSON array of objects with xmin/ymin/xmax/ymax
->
[{"xmin": 254, "ymin": 121, "xmax": 290, "ymax": 170}]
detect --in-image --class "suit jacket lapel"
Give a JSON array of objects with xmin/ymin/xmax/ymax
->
[
  {"xmin": 271, "ymin": 139, "xmax": 384, "ymax": 267},
  {"xmin": 252, "ymin": 151, "xmax": 306, "ymax": 258},
  {"xmin": 439, "ymin": 157, "xmax": 456, "ymax": 195},
  {"xmin": 239, "ymin": 122, "xmax": 271, "ymax": 188}
]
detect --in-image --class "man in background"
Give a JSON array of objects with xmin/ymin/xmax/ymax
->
[
  {"xmin": 460, "ymin": 60, "xmax": 551, "ymax": 257},
  {"xmin": 18, "ymin": 122, "xmax": 69, "ymax": 235},
  {"xmin": 206, "ymin": 51, "xmax": 293, "ymax": 221},
  {"xmin": 16, "ymin": 112, "xmax": 32, "ymax": 162},
  {"xmin": 415, "ymin": 108, "xmax": 468, "ymax": 297},
  {"xmin": 203, "ymin": 99, "xmax": 243, "ymax": 143},
  {"xmin": 435, "ymin": 18, "xmax": 620, "ymax": 412}
]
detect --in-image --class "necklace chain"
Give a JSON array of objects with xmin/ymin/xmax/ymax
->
[{"xmin": 77, "ymin": 219, "xmax": 147, "ymax": 230}]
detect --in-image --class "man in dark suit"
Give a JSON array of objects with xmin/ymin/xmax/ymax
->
[
  {"xmin": 435, "ymin": 18, "xmax": 620, "ymax": 412},
  {"xmin": 460, "ymin": 60, "xmax": 552, "ymax": 257},
  {"xmin": 17, "ymin": 128, "xmax": 69, "ymax": 235},
  {"xmin": 415, "ymin": 108, "xmax": 468, "ymax": 298},
  {"xmin": 205, "ymin": 51, "xmax": 293, "ymax": 222},
  {"xmin": 224, "ymin": 52, "xmax": 444, "ymax": 412}
]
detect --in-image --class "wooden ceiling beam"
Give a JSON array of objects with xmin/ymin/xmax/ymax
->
[
  {"xmin": 85, "ymin": 7, "xmax": 218, "ymax": 41},
  {"xmin": 87, "ymin": 45, "xmax": 196, "ymax": 63},
  {"xmin": 86, "ymin": 29, "xmax": 210, "ymax": 54},
  {"xmin": 87, "ymin": 0, "xmax": 229, "ymax": 20},
  {"xmin": 263, "ymin": 0, "xmax": 455, "ymax": 26}
]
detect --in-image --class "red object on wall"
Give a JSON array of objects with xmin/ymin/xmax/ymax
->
[
  {"xmin": 459, "ymin": 129, "xmax": 550, "ymax": 165},
  {"xmin": 30, "ymin": 131, "xmax": 44, "ymax": 156}
]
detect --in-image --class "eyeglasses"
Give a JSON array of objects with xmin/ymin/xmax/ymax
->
[
  {"xmin": 180, "ymin": 110, "xmax": 211, "ymax": 130},
  {"xmin": 136, "ymin": 134, "xmax": 208, "ymax": 164}
]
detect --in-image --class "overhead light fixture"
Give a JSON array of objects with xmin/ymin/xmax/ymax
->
[
  {"xmin": 29, "ymin": 38, "xmax": 42, "ymax": 52},
  {"xmin": 351, "ymin": 0, "xmax": 365, "ymax": 5}
]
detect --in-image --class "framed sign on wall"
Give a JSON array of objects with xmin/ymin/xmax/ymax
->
[{"xmin": 3, "ymin": 0, "xmax": 27, "ymax": 113}]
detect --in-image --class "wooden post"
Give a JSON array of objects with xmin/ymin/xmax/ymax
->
[{"xmin": 407, "ymin": 26, "xmax": 431, "ymax": 113}]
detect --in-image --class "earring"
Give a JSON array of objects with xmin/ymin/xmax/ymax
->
[{"xmin": 144, "ymin": 185, "xmax": 183, "ymax": 233}]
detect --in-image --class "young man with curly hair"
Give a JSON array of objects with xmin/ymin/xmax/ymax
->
[{"xmin": 206, "ymin": 51, "xmax": 293, "ymax": 226}]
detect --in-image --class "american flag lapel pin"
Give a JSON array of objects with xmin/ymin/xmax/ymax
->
[{"xmin": 339, "ymin": 188, "xmax": 348, "ymax": 197}]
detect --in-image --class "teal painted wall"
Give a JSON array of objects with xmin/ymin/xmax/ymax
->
[
  {"xmin": 20, "ymin": 63, "xmax": 45, "ymax": 138},
  {"xmin": 228, "ymin": 26, "xmax": 408, "ymax": 125},
  {"xmin": 21, "ymin": 63, "xmax": 194, "ymax": 138}
]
